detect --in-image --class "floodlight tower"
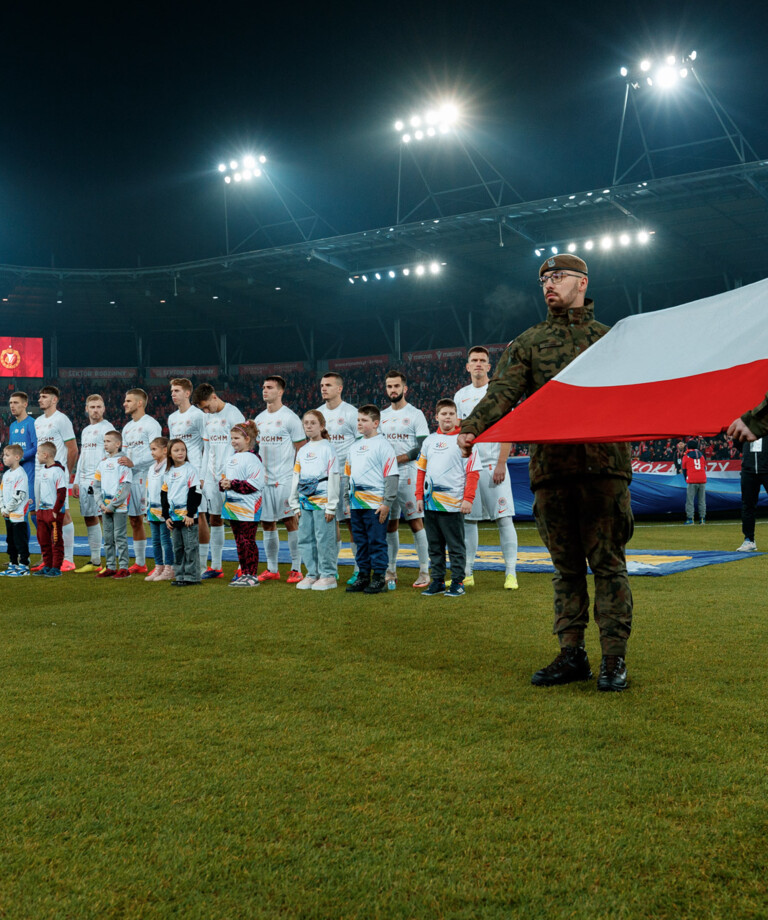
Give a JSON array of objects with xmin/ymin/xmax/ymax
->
[
  {"xmin": 218, "ymin": 155, "xmax": 267, "ymax": 255},
  {"xmin": 217, "ymin": 154, "xmax": 338, "ymax": 255},
  {"xmin": 393, "ymin": 101, "xmax": 524, "ymax": 224},
  {"xmin": 612, "ymin": 51, "xmax": 759, "ymax": 185}
]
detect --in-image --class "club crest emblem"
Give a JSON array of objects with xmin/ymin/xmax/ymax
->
[{"xmin": 0, "ymin": 347, "xmax": 20, "ymax": 370}]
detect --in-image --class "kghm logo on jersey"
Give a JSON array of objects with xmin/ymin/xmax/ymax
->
[
  {"xmin": 0, "ymin": 347, "xmax": 20, "ymax": 370},
  {"xmin": 436, "ymin": 441, "xmax": 448, "ymax": 449}
]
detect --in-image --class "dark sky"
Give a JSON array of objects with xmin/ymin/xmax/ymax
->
[{"xmin": 1, "ymin": 1, "xmax": 764, "ymax": 269}]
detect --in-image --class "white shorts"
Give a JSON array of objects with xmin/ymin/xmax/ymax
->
[
  {"xmin": 261, "ymin": 482, "xmax": 295, "ymax": 522},
  {"xmin": 78, "ymin": 482, "xmax": 101, "ymax": 518},
  {"xmin": 466, "ymin": 465, "xmax": 515, "ymax": 521},
  {"xmin": 336, "ymin": 474, "xmax": 351, "ymax": 522},
  {"xmin": 128, "ymin": 467, "xmax": 149, "ymax": 517},
  {"xmin": 203, "ymin": 481, "xmax": 224, "ymax": 516},
  {"xmin": 389, "ymin": 466, "xmax": 423, "ymax": 522}
]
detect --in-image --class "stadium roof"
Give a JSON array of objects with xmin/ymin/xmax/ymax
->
[{"xmin": 3, "ymin": 159, "xmax": 768, "ymax": 369}]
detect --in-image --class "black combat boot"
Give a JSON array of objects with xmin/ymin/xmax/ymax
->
[
  {"xmin": 363, "ymin": 572, "xmax": 387, "ymax": 594},
  {"xmin": 531, "ymin": 646, "xmax": 592, "ymax": 687},
  {"xmin": 597, "ymin": 655, "xmax": 628, "ymax": 692},
  {"xmin": 346, "ymin": 573, "xmax": 370, "ymax": 593}
]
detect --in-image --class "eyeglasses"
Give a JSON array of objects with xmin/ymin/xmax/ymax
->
[{"xmin": 538, "ymin": 271, "xmax": 584, "ymax": 286}]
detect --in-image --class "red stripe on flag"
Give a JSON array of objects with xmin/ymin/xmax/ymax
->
[{"xmin": 476, "ymin": 359, "xmax": 768, "ymax": 444}]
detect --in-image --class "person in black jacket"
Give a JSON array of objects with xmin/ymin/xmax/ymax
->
[{"xmin": 737, "ymin": 438, "xmax": 768, "ymax": 551}]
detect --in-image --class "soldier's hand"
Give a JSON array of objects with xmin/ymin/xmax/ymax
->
[
  {"xmin": 727, "ymin": 418, "xmax": 757, "ymax": 443},
  {"xmin": 457, "ymin": 433, "xmax": 475, "ymax": 457}
]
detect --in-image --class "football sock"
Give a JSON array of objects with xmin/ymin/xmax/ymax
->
[
  {"xmin": 264, "ymin": 529, "xmax": 280, "ymax": 572},
  {"xmin": 386, "ymin": 531, "xmax": 399, "ymax": 571},
  {"xmin": 87, "ymin": 523, "xmax": 103, "ymax": 564},
  {"xmin": 287, "ymin": 529, "xmax": 301, "ymax": 570},
  {"xmin": 498, "ymin": 517, "xmax": 518, "ymax": 575},
  {"xmin": 210, "ymin": 526, "xmax": 225, "ymax": 571},
  {"xmin": 63, "ymin": 522, "xmax": 75, "ymax": 564},
  {"xmin": 199, "ymin": 542, "xmax": 210, "ymax": 567},
  {"xmin": 134, "ymin": 539, "xmax": 147, "ymax": 567},
  {"xmin": 414, "ymin": 527, "xmax": 430, "ymax": 572},
  {"xmin": 463, "ymin": 521, "xmax": 479, "ymax": 577}
]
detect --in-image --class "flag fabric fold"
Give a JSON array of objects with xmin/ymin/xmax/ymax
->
[{"xmin": 476, "ymin": 278, "xmax": 768, "ymax": 444}]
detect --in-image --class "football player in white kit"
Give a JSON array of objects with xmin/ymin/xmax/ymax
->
[
  {"xmin": 32, "ymin": 386, "xmax": 79, "ymax": 572},
  {"xmin": 255, "ymin": 376, "xmax": 306, "ymax": 583},
  {"xmin": 454, "ymin": 346, "xmax": 519, "ymax": 589},
  {"xmin": 120, "ymin": 388, "xmax": 163, "ymax": 573},
  {"xmin": 380, "ymin": 370, "xmax": 431, "ymax": 589},
  {"xmin": 168, "ymin": 378, "xmax": 210, "ymax": 573},
  {"xmin": 192, "ymin": 382, "xmax": 245, "ymax": 578},
  {"xmin": 73, "ymin": 394, "xmax": 116, "ymax": 572},
  {"xmin": 317, "ymin": 372, "xmax": 359, "ymax": 583}
]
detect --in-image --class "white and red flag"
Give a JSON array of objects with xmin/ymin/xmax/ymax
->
[{"xmin": 477, "ymin": 277, "xmax": 768, "ymax": 444}]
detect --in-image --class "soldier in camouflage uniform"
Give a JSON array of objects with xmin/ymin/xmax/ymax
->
[
  {"xmin": 459, "ymin": 253, "xmax": 633, "ymax": 691},
  {"xmin": 728, "ymin": 392, "xmax": 768, "ymax": 442}
]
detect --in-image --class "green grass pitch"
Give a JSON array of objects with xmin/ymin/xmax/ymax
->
[{"xmin": 2, "ymin": 511, "xmax": 767, "ymax": 919}]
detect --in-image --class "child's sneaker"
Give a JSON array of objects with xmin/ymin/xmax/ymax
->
[
  {"xmin": 8, "ymin": 565, "xmax": 29, "ymax": 577},
  {"xmin": 445, "ymin": 581, "xmax": 466, "ymax": 597},
  {"xmin": 421, "ymin": 580, "xmax": 446, "ymax": 596},
  {"xmin": 32, "ymin": 567, "xmax": 51, "ymax": 577},
  {"xmin": 45, "ymin": 568, "xmax": 63, "ymax": 578},
  {"xmin": 0, "ymin": 564, "xmax": 17, "ymax": 576}
]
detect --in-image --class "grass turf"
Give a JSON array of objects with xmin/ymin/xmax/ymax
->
[{"xmin": 1, "ymin": 514, "xmax": 767, "ymax": 918}]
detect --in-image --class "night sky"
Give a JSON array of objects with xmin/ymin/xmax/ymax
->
[{"xmin": 1, "ymin": 1, "xmax": 765, "ymax": 269}]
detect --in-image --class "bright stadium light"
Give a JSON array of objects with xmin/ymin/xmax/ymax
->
[
  {"xmin": 415, "ymin": 264, "xmax": 426, "ymax": 275},
  {"xmin": 637, "ymin": 230, "xmax": 650, "ymax": 244},
  {"xmin": 230, "ymin": 159, "xmax": 238, "ymax": 169},
  {"xmin": 567, "ymin": 242, "xmax": 577, "ymax": 252},
  {"xmin": 429, "ymin": 261, "xmax": 440, "ymax": 273},
  {"xmin": 394, "ymin": 100, "xmax": 461, "ymax": 142},
  {"xmin": 388, "ymin": 270, "xmax": 396, "ymax": 278},
  {"xmin": 375, "ymin": 272, "xmax": 382, "ymax": 280},
  {"xmin": 601, "ymin": 236, "xmax": 613, "ymax": 250},
  {"xmin": 584, "ymin": 240, "xmax": 594, "ymax": 250},
  {"xmin": 619, "ymin": 233, "xmax": 631, "ymax": 246},
  {"xmin": 534, "ymin": 230, "xmax": 652, "ymax": 257},
  {"xmin": 402, "ymin": 267, "xmax": 410, "ymax": 276},
  {"xmin": 218, "ymin": 163, "xmax": 226, "ymax": 172},
  {"xmin": 640, "ymin": 59, "xmax": 651, "ymax": 72}
]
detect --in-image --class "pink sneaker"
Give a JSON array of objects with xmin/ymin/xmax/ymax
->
[
  {"xmin": 156, "ymin": 566, "xmax": 176, "ymax": 581},
  {"xmin": 145, "ymin": 566, "xmax": 163, "ymax": 582},
  {"xmin": 60, "ymin": 560, "xmax": 76, "ymax": 573}
]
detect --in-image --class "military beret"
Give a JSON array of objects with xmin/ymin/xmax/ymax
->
[{"xmin": 539, "ymin": 253, "xmax": 589, "ymax": 277}]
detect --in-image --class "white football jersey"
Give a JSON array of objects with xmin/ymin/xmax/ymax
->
[
  {"xmin": 255, "ymin": 405, "xmax": 305, "ymax": 486},
  {"xmin": 454, "ymin": 383, "xmax": 503, "ymax": 466},
  {"xmin": 35, "ymin": 410, "xmax": 76, "ymax": 472},
  {"xmin": 202, "ymin": 402, "xmax": 245, "ymax": 481},
  {"xmin": 123, "ymin": 415, "xmax": 162, "ymax": 469},
  {"xmin": 317, "ymin": 400, "xmax": 358, "ymax": 464},
  {"xmin": 345, "ymin": 434, "xmax": 398, "ymax": 509},
  {"xmin": 76, "ymin": 419, "xmax": 116, "ymax": 484},
  {"xmin": 168, "ymin": 405, "xmax": 207, "ymax": 472},
  {"xmin": 418, "ymin": 433, "xmax": 480, "ymax": 512},
  {"xmin": 380, "ymin": 403, "xmax": 429, "ymax": 470}
]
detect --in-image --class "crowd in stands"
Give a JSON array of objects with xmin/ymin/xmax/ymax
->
[{"xmin": 0, "ymin": 362, "xmax": 744, "ymax": 463}]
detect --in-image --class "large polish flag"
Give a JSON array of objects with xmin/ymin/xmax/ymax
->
[{"xmin": 476, "ymin": 278, "xmax": 768, "ymax": 444}]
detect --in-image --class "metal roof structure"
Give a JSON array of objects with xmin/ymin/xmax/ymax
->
[{"xmin": 3, "ymin": 159, "xmax": 768, "ymax": 371}]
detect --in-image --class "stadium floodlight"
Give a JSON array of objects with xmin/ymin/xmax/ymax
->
[
  {"xmin": 375, "ymin": 272, "xmax": 382, "ymax": 280},
  {"xmin": 394, "ymin": 100, "xmax": 461, "ymax": 142},
  {"xmin": 429, "ymin": 262, "xmax": 440, "ymax": 274},
  {"xmin": 388, "ymin": 270, "xmax": 396, "ymax": 278},
  {"xmin": 402, "ymin": 267, "xmax": 410, "ymax": 276},
  {"xmin": 415, "ymin": 264, "xmax": 426, "ymax": 275},
  {"xmin": 362, "ymin": 275, "xmax": 368, "ymax": 282},
  {"xmin": 218, "ymin": 163, "xmax": 227, "ymax": 172},
  {"xmin": 534, "ymin": 230, "xmax": 653, "ymax": 257},
  {"xmin": 230, "ymin": 159, "xmax": 238, "ymax": 169},
  {"xmin": 640, "ymin": 59, "xmax": 651, "ymax": 72},
  {"xmin": 348, "ymin": 277, "xmax": 355, "ymax": 284}
]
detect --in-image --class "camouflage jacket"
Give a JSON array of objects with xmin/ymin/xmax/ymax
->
[
  {"xmin": 461, "ymin": 299, "xmax": 632, "ymax": 490},
  {"xmin": 742, "ymin": 392, "xmax": 768, "ymax": 439}
]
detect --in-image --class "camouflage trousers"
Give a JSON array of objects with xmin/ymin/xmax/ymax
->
[{"xmin": 533, "ymin": 477, "xmax": 634, "ymax": 655}]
